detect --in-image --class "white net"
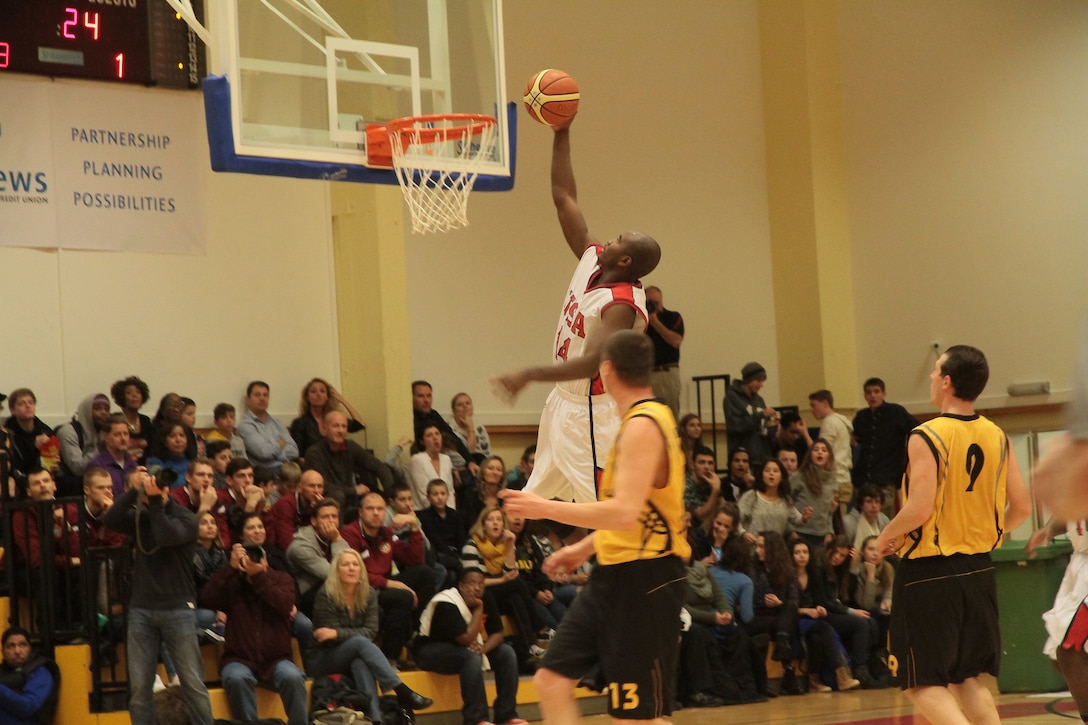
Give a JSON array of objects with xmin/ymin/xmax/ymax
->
[{"xmin": 387, "ymin": 115, "xmax": 498, "ymax": 234}]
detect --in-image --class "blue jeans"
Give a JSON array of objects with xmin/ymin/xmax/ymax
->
[
  {"xmin": 308, "ymin": 636, "xmax": 402, "ymax": 721},
  {"xmin": 415, "ymin": 642, "xmax": 518, "ymax": 725},
  {"xmin": 127, "ymin": 607, "xmax": 213, "ymax": 725},
  {"xmin": 221, "ymin": 659, "xmax": 309, "ymax": 725}
]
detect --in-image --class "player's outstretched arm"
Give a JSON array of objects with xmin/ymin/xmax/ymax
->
[
  {"xmin": 500, "ymin": 416, "xmax": 661, "ymax": 532},
  {"xmin": 493, "ymin": 304, "xmax": 637, "ymax": 399},
  {"xmin": 552, "ymin": 128, "xmax": 592, "ymax": 258}
]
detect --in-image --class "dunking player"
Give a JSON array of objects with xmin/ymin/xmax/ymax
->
[
  {"xmin": 494, "ymin": 124, "xmax": 659, "ymax": 504},
  {"xmin": 501, "ymin": 330, "xmax": 690, "ymax": 725},
  {"xmin": 875, "ymin": 345, "xmax": 1031, "ymax": 725}
]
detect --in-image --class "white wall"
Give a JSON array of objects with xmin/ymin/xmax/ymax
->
[
  {"xmin": 841, "ymin": 0, "xmax": 1088, "ymax": 411},
  {"xmin": 405, "ymin": 0, "xmax": 780, "ymax": 424}
]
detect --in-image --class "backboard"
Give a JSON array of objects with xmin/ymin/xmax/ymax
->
[{"xmin": 173, "ymin": 0, "xmax": 513, "ymax": 187}]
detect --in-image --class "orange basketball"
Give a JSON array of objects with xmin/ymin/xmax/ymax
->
[{"xmin": 523, "ymin": 69, "xmax": 580, "ymax": 128}]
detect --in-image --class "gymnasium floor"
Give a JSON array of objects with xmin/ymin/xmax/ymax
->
[{"xmin": 580, "ymin": 677, "xmax": 1077, "ymax": 725}]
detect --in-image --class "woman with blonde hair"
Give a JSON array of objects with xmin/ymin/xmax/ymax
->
[
  {"xmin": 459, "ymin": 455, "xmax": 506, "ymax": 527},
  {"xmin": 289, "ymin": 377, "xmax": 366, "ymax": 456},
  {"xmin": 308, "ymin": 549, "xmax": 432, "ymax": 721}
]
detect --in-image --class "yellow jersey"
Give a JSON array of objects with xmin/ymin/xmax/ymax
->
[
  {"xmin": 901, "ymin": 413, "xmax": 1009, "ymax": 559},
  {"xmin": 595, "ymin": 399, "xmax": 691, "ymax": 566}
]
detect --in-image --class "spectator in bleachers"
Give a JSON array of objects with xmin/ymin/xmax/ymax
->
[
  {"xmin": 205, "ymin": 439, "xmax": 232, "ymax": 490},
  {"xmin": 724, "ymin": 363, "xmax": 776, "ymax": 467},
  {"xmin": 217, "ymin": 458, "xmax": 264, "ymax": 519},
  {"xmin": 417, "ymin": 479, "xmax": 467, "ymax": 575},
  {"xmin": 677, "ymin": 556, "xmax": 733, "ymax": 708},
  {"xmin": 305, "ymin": 411, "xmax": 392, "ymax": 511},
  {"xmin": 461, "ymin": 506, "xmax": 546, "ymax": 669},
  {"xmin": 179, "ymin": 398, "xmax": 206, "ymax": 459},
  {"xmin": 266, "ymin": 469, "xmax": 324, "ymax": 551},
  {"xmin": 253, "ymin": 466, "xmax": 277, "ymax": 512},
  {"xmin": 55, "ymin": 392, "xmax": 111, "ymax": 497},
  {"xmin": 285, "ymin": 497, "xmax": 349, "ymax": 616},
  {"xmin": 409, "ymin": 424, "xmax": 454, "ymax": 511},
  {"xmin": 171, "ymin": 459, "xmax": 228, "ymax": 546},
  {"xmin": 776, "ymin": 448, "xmax": 799, "ymax": 476},
  {"xmin": 770, "ymin": 411, "xmax": 812, "ymax": 465},
  {"xmin": 90, "ymin": 414, "xmax": 137, "ymax": 497},
  {"xmin": 510, "ymin": 517, "xmax": 563, "ymax": 632},
  {"xmin": 448, "ymin": 393, "xmax": 490, "ymax": 466},
  {"xmin": 110, "ymin": 376, "xmax": 153, "ymax": 462},
  {"xmin": 0, "ymin": 626, "xmax": 60, "ymax": 725},
  {"xmin": 809, "ymin": 390, "xmax": 854, "ymax": 516},
  {"xmin": 205, "ymin": 403, "xmax": 247, "ymax": 459},
  {"xmin": 710, "ymin": 536, "xmax": 771, "ymax": 699},
  {"xmin": 0, "ymin": 394, "xmax": 11, "ymax": 497},
  {"xmin": 678, "ymin": 413, "xmax": 703, "ymax": 471},
  {"xmin": 691, "ymin": 501, "xmax": 739, "ymax": 566},
  {"xmin": 411, "ymin": 381, "xmax": 474, "ymax": 474},
  {"xmin": 237, "ymin": 381, "xmax": 299, "ymax": 476},
  {"xmin": 269, "ymin": 461, "xmax": 301, "ymax": 507},
  {"xmin": 192, "ymin": 511, "xmax": 228, "ymax": 642},
  {"xmin": 851, "ymin": 377, "xmax": 917, "ymax": 517},
  {"xmin": 103, "ymin": 466, "xmax": 215, "ymax": 725},
  {"xmin": 11, "ymin": 466, "xmax": 82, "ymax": 630},
  {"xmin": 151, "ymin": 394, "xmax": 200, "ymax": 461},
  {"xmin": 458, "ymin": 455, "xmax": 505, "ymax": 530},
  {"xmin": 505, "ymin": 445, "xmax": 535, "ymax": 491},
  {"xmin": 341, "ymin": 492, "xmax": 435, "ymax": 664},
  {"xmin": 747, "ymin": 532, "xmax": 802, "ymax": 695},
  {"xmin": 738, "ymin": 459, "xmax": 810, "ymax": 544},
  {"xmin": 790, "ymin": 539, "xmax": 862, "ymax": 692},
  {"xmin": 203, "ymin": 541, "xmax": 309, "ymax": 725},
  {"xmin": 414, "ymin": 568, "xmax": 525, "ymax": 725},
  {"xmin": 308, "ymin": 549, "xmax": 433, "ymax": 723},
  {"xmin": 385, "ymin": 482, "xmax": 448, "ymax": 593},
  {"xmin": 236, "ymin": 511, "xmax": 314, "ymax": 654},
  {"xmin": 3, "ymin": 388, "xmax": 54, "ymax": 479},
  {"xmin": 842, "ymin": 485, "xmax": 890, "ymax": 560},
  {"xmin": 289, "ymin": 378, "xmax": 366, "ymax": 461},
  {"xmin": 791, "ymin": 440, "xmax": 838, "ymax": 552},
  {"xmin": 685, "ymin": 445, "xmax": 727, "ymax": 526},
  {"xmin": 81, "ymin": 467, "xmax": 126, "ymax": 548},
  {"xmin": 724, "ymin": 447, "xmax": 757, "ymax": 502},
  {"xmin": 147, "ymin": 423, "xmax": 194, "ymax": 488}
]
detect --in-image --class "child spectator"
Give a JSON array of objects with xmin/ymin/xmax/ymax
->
[
  {"xmin": 206, "ymin": 403, "xmax": 247, "ymax": 459},
  {"xmin": 418, "ymin": 479, "xmax": 467, "ymax": 575}
]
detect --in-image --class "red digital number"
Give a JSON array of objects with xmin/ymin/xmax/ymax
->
[
  {"xmin": 115, "ymin": 52, "xmax": 124, "ymax": 78},
  {"xmin": 84, "ymin": 12, "xmax": 100, "ymax": 40},
  {"xmin": 62, "ymin": 8, "xmax": 78, "ymax": 39},
  {"xmin": 0, "ymin": 42, "xmax": 9, "ymax": 69}
]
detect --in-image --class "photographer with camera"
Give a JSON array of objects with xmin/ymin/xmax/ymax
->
[
  {"xmin": 103, "ymin": 466, "xmax": 214, "ymax": 725},
  {"xmin": 202, "ymin": 540, "xmax": 309, "ymax": 725},
  {"xmin": 645, "ymin": 286, "xmax": 685, "ymax": 418}
]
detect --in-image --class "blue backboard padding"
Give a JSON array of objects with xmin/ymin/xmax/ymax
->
[{"xmin": 201, "ymin": 75, "xmax": 515, "ymax": 190}]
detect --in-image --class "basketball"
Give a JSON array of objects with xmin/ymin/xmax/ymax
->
[{"xmin": 523, "ymin": 69, "xmax": 580, "ymax": 128}]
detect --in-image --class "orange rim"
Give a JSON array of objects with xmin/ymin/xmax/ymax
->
[{"xmin": 387, "ymin": 113, "xmax": 497, "ymax": 146}]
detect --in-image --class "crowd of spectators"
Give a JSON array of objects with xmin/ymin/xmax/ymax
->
[{"xmin": 0, "ymin": 377, "xmax": 560, "ymax": 725}]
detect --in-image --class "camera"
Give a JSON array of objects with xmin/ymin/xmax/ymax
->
[
  {"xmin": 646, "ymin": 299, "xmax": 658, "ymax": 315},
  {"xmin": 242, "ymin": 543, "xmax": 264, "ymax": 563}
]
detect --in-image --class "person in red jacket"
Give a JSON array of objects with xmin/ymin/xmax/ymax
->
[{"xmin": 340, "ymin": 491, "xmax": 435, "ymax": 662}]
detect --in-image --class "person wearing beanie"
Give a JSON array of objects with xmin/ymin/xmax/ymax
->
[{"xmin": 724, "ymin": 362, "xmax": 776, "ymax": 467}]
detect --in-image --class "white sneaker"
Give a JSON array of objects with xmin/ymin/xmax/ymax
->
[
  {"xmin": 529, "ymin": 644, "xmax": 546, "ymax": 659},
  {"xmin": 152, "ymin": 674, "xmax": 167, "ymax": 693},
  {"xmin": 168, "ymin": 675, "xmax": 180, "ymax": 688}
]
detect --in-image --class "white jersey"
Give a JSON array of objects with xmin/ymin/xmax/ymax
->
[{"xmin": 552, "ymin": 243, "xmax": 648, "ymax": 397}]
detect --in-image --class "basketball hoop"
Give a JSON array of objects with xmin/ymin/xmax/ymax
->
[{"xmin": 384, "ymin": 114, "xmax": 498, "ymax": 234}]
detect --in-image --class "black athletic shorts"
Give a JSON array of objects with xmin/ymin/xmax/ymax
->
[
  {"xmin": 541, "ymin": 555, "xmax": 687, "ymax": 720},
  {"xmin": 890, "ymin": 552, "xmax": 999, "ymax": 689}
]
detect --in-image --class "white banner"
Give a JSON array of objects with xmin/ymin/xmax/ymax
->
[{"xmin": 0, "ymin": 76, "xmax": 205, "ymax": 254}]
